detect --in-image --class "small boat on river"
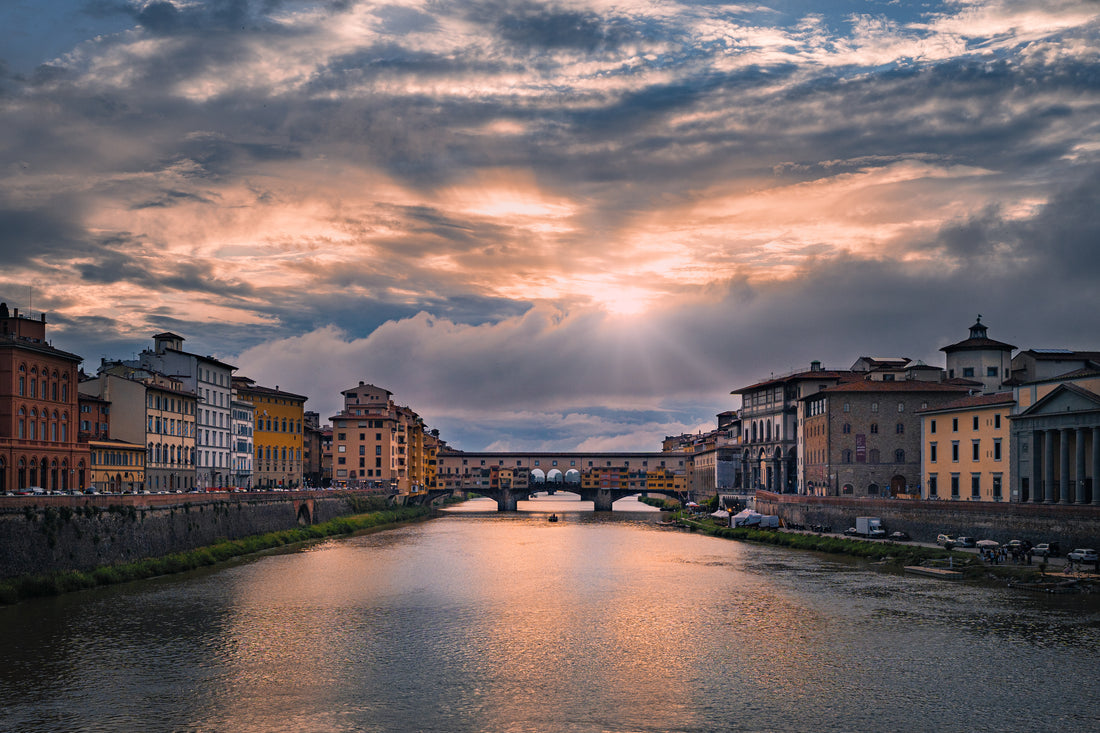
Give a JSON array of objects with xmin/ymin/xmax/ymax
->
[{"xmin": 548, "ymin": 514, "xmax": 559, "ymax": 522}]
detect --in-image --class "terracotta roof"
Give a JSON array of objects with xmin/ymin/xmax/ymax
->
[
  {"xmin": 732, "ymin": 369, "xmax": 855, "ymax": 394},
  {"xmin": 818, "ymin": 379, "xmax": 973, "ymax": 394},
  {"xmin": 941, "ymin": 336, "xmax": 1015, "ymax": 353},
  {"xmin": 916, "ymin": 392, "xmax": 1016, "ymax": 414}
]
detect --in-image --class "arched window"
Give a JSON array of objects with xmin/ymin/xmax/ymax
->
[
  {"xmin": 895, "ymin": 449, "xmax": 905, "ymax": 463},
  {"xmin": 896, "ymin": 423, "xmax": 904, "ymax": 434},
  {"xmin": 842, "ymin": 483, "xmax": 854, "ymax": 494},
  {"xmin": 870, "ymin": 423, "xmax": 878, "ymax": 434},
  {"xmin": 842, "ymin": 423, "xmax": 851, "ymax": 434}
]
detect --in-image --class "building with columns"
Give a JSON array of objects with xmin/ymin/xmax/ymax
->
[
  {"xmin": 733, "ymin": 361, "xmax": 855, "ymax": 493},
  {"xmin": 1010, "ymin": 369, "xmax": 1100, "ymax": 505}
]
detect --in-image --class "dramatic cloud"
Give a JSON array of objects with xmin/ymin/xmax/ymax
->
[{"xmin": 3, "ymin": 0, "xmax": 1099, "ymax": 450}]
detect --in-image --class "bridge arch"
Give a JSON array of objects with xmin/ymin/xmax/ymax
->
[
  {"xmin": 564, "ymin": 469, "xmax": 581, "ymax": 485},
  {"xmin": 546, "ymin": 468, "xmax": 564, "ymax": 484},
  {"xmin": 530, "ymin": 468, "xmax": 546, "ymax": 483}
]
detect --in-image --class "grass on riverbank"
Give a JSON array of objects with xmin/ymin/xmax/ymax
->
[
  {"xmin": 0, "ymin": 503, "xmax": 429, "ymax": 606},
  {"xmin": 680, "ymin": 516, "xmax": 1051, "ymax": 582}
]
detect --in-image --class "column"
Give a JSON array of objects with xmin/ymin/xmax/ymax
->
[
  {"xmin": 1043, "ymin": 429, "xmax": 1055, "ymax": 502},
  {"xmin": 1059, "ymin": 428, "xmax": 1071, "ymax": 503},
  {"xmin": 1093, "ymin": 426, "xmax": 1100, "ymax": 506},
  {"xmin": 1076, "ymin": 427, "xmax": 1088, "ymax": 504},
  {"xmin": 1029, "ymin": 429, "xmax": 1038, "ymax": 501},
  {"xmin": 780, "ymin": 458, "xmax": 788, "ymax": 494}
]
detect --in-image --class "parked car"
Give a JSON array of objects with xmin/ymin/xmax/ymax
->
[
  {"xmin": 1003, "ymin": 539, "xmax": 1029, "ymax": 552},
  {"xmin": 1067, "ymin": 548, "xmax": 1098, "ymax": 563},
  {"xmin": 936, "ymin": 534, "xmax": 953, "ymax": 544},
  {"xmin": 1032, "ymin": 542, "xmax": 1060, "ymax": 558},
  {"xmin": 955, "ymin": 536, "xmax": 976, "ymax": 548},
  {"xmin": 844, "ymin": 527, "xmax": 860, "ymax": 537},
  {"xmin": 889, "ymin": 531, "xmax": 911, "ymax": 541}
]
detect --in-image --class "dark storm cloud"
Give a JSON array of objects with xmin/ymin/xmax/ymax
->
[
  {"xmin": 492, "ymin": 4, "xmax": 640, "ymax": 51},
  {"xmin": 0, "ymin": 205, "xmax": 89, "ymax": 264},
  {"xmin": 71, "ymin": 238, "xmax": 258, "ymax": 300},
  {"xmin": 936, "ymin": 169, "xmax": 1100, "ymax": 280}
]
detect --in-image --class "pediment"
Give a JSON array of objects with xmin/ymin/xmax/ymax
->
[{"xmin": 1018, "ymin": 384, "xmax": 1100, "ymax": 418}]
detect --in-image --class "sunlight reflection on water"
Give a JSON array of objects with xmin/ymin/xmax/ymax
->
[{"xmin": 2, "ymin": 506, "xmax": 1099, "ymax": 732}]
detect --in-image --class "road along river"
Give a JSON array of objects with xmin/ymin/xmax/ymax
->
[{"xmin": 2, "ymin": 497, "xmax": 1099, "ymax": 732}]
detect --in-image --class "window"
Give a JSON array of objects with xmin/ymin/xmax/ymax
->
[
  {"xmin": 897, "ymin": 402, "xmax": 904, "ymax": 412},
  {"xmin": 870, "ymin": 423, "xmax": 879, "ymax": 434},
  {"xmin": 843, "ymin": 402, "xmax": 850, "ymax": 413},
  {"xmin": 987, "ymin": 366, "xmax": 998, "ymax": 377},
  {"xmin": 843, "ymin": 423, "xmax": 851, "ymax": 434},
  {"xmin": 952, "ymin": 418, "xmax": 958, "ymax": 432},
  {"xmin": 895, "ymin": 449, "xmax": 905, "ymax": 463},
  {"xmin": 928, "ymin": 475, "xmax": 938, "ymax": 497},
  {"xmin": 842, "ymin": 450, "xmax": 853, "ymax": 464},
  {"xmin": 971, "ymin": 474, "xmax": 980, "ymax": 498},
  {"xmin": 930, "ymin": 443, "xmax": 938, "ymax": 462},
  {"xmin": 963, "ymin": 367, "xmax": 974, "ymax": 377},
  {"xmin": 972, "ymin": 416, "xmax": 979, "ymax": 430},
  {"xmin": 952, "ymin": 441, "xmax": 959, "ymax": 462},
  {"xmin": 951, "ymin": 474, "xmax": 960, "ymax": 498},
  {"xmin": 972, "ymin": 440, "xmax": 980, "ymax": 461},
  {"xmin": 869, "ymin": 449, "xmax": 880, "ymax": 464},
  {"xmin": 871, "ymin": 402, "xmax": 879, "ymax": 413},
  {"xmin": 994, "ymin": 439, "xmax": 1002, "ymax": 461},
  {"xmin": 930, "ymin": 419, "xmax": 936, "ymax": 434},
  {"xmin": 896, "ymin": 423, "xmax": 904, "ymax": 434},
  {"xmin": 994, "ymin": 414, "xmax": 1001, "ymax": 429},
  {"xmin": 993, "ymin": 475, "xmax": 1002, "ymax": 499}
]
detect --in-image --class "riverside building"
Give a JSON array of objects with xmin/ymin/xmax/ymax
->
[
  {"xmin": 121, "ymin": 333, "xmax": 235, "ymax": 489},
  {"xmin": 82, "ymin": 364, "xmax": 198, "ymax": 492},
  {"xmin": 233, "ymin": 376, "xmax": 306, "ymax": 490},
  {"xmin": 0, "ymin": 303, "xmax": 87, "ymax": 492},
  {"xmin": 330, "ymin": 382, "xmax": 433, "ymax": 495}
]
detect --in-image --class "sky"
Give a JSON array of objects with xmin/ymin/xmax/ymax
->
[{"xmin": 2, "ymin": 0, "xmax": 1099, "ymax": 452}]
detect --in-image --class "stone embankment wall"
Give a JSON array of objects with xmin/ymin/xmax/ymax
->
[
  {"xmin": 756, "ymin": 491, "xmax": 1100, "ymax": 548},
  {"xmin": 0, "ymin": 491, "xmax": 369, "ymax": 579}
]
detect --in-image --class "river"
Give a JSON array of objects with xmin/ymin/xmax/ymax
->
[{"xmin": 2, "ymin": 494, "xmax": 1099, "ymax": 732}]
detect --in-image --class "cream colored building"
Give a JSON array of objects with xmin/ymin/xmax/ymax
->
[{"xmin": 920, "ymin": 393, "xmax": 1015, "ymax": 502}]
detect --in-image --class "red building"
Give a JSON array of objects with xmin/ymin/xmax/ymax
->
[{"xmin": 0, "ymin": 303, "xmax": 88, "ymax": 492}]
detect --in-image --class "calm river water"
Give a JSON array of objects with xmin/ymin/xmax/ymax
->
[{"xmin": 2, "ymin": 494, "xmax": 1100, "ymax": 733}]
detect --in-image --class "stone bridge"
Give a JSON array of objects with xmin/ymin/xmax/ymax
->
[{"xmin": 413, "ymin": 485, "xmax": 687, "ymax": 512}]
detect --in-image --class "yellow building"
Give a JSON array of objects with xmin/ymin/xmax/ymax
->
[
  {"xmin": 920, "ymin": 393, "xmax": 1015, "ymax": 502},
  {"xmin": 88, "ymin": 439, "xmax": 146, "ymax": 493},
  {"xmin": 233, "ymin": 377, "xmax": 306, "ymax": 489}
]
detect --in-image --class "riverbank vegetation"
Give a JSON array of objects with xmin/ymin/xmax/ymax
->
[{"xmin": 0, "ymin": 499, "xmax": 429, "ymax": 605}]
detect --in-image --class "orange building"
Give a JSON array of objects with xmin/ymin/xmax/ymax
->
[
  {"xmin": 331, "ymin": 382, "xmax": 433, "ymax": 494},
  {"xmin": 233, "ymin": 376, "xmax": 307, "ymax": 489}
]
